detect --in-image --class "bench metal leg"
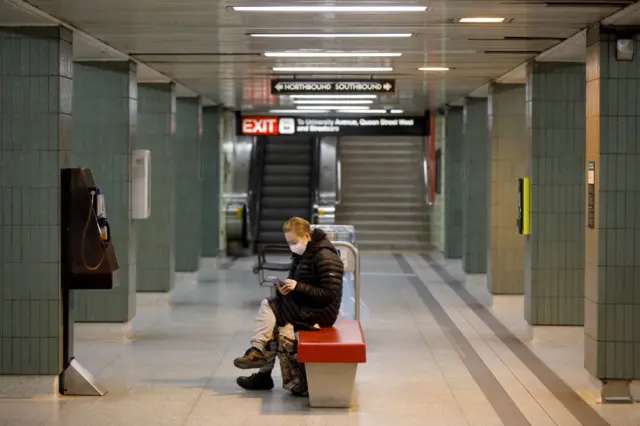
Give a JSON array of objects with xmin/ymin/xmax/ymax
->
[{"xmin": 305, "ymin": 362, "xmax": 357, "ymax": 408}]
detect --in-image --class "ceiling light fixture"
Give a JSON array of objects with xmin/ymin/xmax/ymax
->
[
  {"xmin": 269, "ymin": 109, "xmax": 329, "ymax": 114},
  {"xmin": 390, "ymin": 109, "xmax": 404, "ymax": 113},
  {"xmin": 273, "ymin": 66, "xmax": 393, "ymax": 72},
  {"xmin": 264, "ymin": 51, "xmax": 402, "ymax": 58},
  {"xmin": 289, "ymin": 94, "xmax": 377, "ymax": 99},
  {"xmin": 296, "ymin": 105, "xmax": 371, "ymax": 110},
  {"xmin": 250, "ymin": 33, "xmax": 413, "ymax": 38},
  {"xmin": 418, "ymin": 67, "xmax": 450, "ymax": 71},
  {"xmin": 294, "ymin": 99, "xmax": 374, "ymax": 105},
  {"xmin": 458, "ymin": 17, "xmax": 506, "ymax": 23},
  {"xmin": 337, "ymin": 109, "xmax": 388, "ymax": 113},
  {"xmin": 233, "ymin": 6, "xmax": 428, "ymax": 12}
]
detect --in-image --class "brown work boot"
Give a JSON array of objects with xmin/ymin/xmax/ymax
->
[{"xmin": 233, "ymin": 347, "xmax": 267, "ymax": 369}]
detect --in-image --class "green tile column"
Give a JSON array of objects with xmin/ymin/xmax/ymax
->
[
  {"xmin": 0, "ymin": 26, "xmax": 73, "ymax": 375},
  {"xmin": 584, "ymin": 26, "xmax": 640, "ymax": 381},
  {"xmin": 71, "ymin": 61, "xmax": 137, "ymax": 322},
  {"xmin": 202, "ymin": 106, "xmax": 222, "ymax": 257},
  {"xmin": 524, "ymin": 62, "xmax": 586, "ymax": 326},
  {"xmin": 444, "ymin": 107, "xmax": 463, "ymax": 259},
  {"xmin": 137, "ymin": 83, "xmax": 176, "ymax": 292},
  {"xmin": 430, "ymin": 113, "xmax": 446, "ymax": 251},
  {"xmin": 487, "ymin": 83, "xmax": 528, "ymax": 295},
  {"xmin": 462, "ymin": 97, "xmax": 490, "ymax": 273},
  {"xmin": 175, "ymin": 97, "xmax": 203, "ymax": 272}
]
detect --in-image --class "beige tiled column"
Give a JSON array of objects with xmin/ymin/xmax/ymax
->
[{"xmin": 487, "ymin": 83, "xmax": 528, "ymax": 295}]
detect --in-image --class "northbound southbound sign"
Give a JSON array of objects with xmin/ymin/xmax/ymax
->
[
  {"xmin": 238, "ymin": 115, "xmax": 427, "ymax": 137},
  {"xmin": 270, "ymin": 79, "xmax": 396, "ymax": 95}
]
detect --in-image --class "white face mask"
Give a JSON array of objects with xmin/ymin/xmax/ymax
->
[{"xmin": 290, "ymin": 241, "xmax": 308, "ymax": 255}]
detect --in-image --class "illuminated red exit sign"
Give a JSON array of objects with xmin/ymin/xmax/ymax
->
[{"xmin": 241, "ymin": 117, "xmax": 280, "ymax": 135}]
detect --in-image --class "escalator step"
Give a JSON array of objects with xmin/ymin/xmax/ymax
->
[
  {"xmin": 263, "ymin": 175, "xmax": 311, "ymax": 186},
  {"xmin": 261, "ymin": 208, "xmax": 310, "ymax": 220},
  {"xmin": 263, "ymin": 165, "xmax": 311, "ymax": 176},
  {"xmin": 262, "ymin": 186, "xmax": 310, "ymax": 197},
  {"xmin": 261, "ymin": 197, "xmax": 310, "ymax": 209},
  {"xmin": 264, "ymin": 153, "xmax": 311, "ymax": 165}
]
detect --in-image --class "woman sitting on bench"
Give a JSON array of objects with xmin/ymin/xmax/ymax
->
[{"xmin": 234, "ymin": 217, "xmax": 344, "ymax": 391}]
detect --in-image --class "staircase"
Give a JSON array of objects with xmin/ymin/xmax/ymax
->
[
  {"xmin": 256, "ymin": 136, "xmax": 314, "ymax": 248},
  {"xmin": 335, "ymin": 136, "xmax": 431, "ymax": 251}
]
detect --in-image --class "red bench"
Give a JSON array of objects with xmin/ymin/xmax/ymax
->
[{"xmin": 298, "ymin": 319, "xmax": 366, "ymax": 408}]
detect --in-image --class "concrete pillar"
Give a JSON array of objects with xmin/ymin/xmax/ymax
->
[
  {"xmin": 461, "ymin": 98, "xmax": 490, "ymax": 273},
  {"xmin": 430, "ymin": 113, "xmax": 446, "ymax": 251},
  {"xmin": 584, "ymin": 26, "xmax": 640, "ymax": 382},
  {"xmin": 175, "ymin": 97, "xmax": 203, "ymax": 272},
  {"xmin": 202, "ymin": 106, "xmax": 222, "ymax": 257},
  {"xmin": 71, "ymin": 61, "xmax": 137, "ymax": 323},
  {"xmin": 444, "ymin": 107, "xmax": 464, "ymax": 259},
  {"xmin": 0, "ymin": 26, "xmax": 73, "ymax": 380},
  {"xmin": 524, "ymin": 62, "xmax": 586, "ymax": 326},
  {"xmin": 487, "ymin": 83, "xmax": 528, "ymax": 295},
  {"xmin": 136, "ymin": 83, "xmax": 176, "ymax": 292}
]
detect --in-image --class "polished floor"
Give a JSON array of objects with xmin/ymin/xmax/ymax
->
[{"xmin": 1, "ymin": 254, "xmax": 639, "ymax": 425}]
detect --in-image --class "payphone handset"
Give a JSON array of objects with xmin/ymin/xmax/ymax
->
[{"xmin": 82, "ymin": 187, "xmax": 112, "ymax": 270}]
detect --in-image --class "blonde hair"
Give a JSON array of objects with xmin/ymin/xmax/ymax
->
[{"xmin": 283, "ymin": 217, "xmax": 311, "ymax": 237}]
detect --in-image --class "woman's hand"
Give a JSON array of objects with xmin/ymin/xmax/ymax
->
[{"xmin": 278, "ymin": 279, "xmax": 297, "ymax": 295}]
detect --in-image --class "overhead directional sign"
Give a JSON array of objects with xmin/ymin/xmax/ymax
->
[
  {"xmin": 237, "ymin": 115, "xmax": 427, "ymax": 137},
  {"xmin": 270, "ymin": 79, "xmax": 396, "ymax": 95}
]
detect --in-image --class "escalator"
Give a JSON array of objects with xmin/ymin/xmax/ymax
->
[{"xmin": 252, "ymin": 136, "xmax": 316, "ymax": 249}]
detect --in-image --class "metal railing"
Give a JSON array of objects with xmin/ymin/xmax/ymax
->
[
  {"xmin": 423, "ymin": 153, "xmax": 434, "ymax": 206},
  {"xmin": 331, "ymin": 241, "xmax": 361, "ymax": 321},
  {"xmin": 336, "ymin": 157, "xmax": 342, "ymax": 206}
]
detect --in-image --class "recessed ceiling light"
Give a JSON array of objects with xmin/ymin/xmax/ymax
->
[
  {"xmin": 390, "ymin": 109, "xmax": 404, "ymax": 113},
  {"xmin": 294, "ymin": 99, "xmax": 374, "ymax": 105},
  {"xmin": 290, "ymin": 94, "xmax": 378, "ymax": 99},
  {"xmin": 250, "ymin": 33, "xmax": 413, "ymax": 38},
  {"xmin": 338, "ymin": 109, "xmax": 388, "ymax": 113},
  {"xmin": 269, "ymin": 109, "xmax": 329, "ymax": 114},
  {"xmin": 458, "ymin": 17, "xmax": 506, "ymax": 23},
  {"xmin": 265, "ymin": 51, "xmax": 402, "ymax": 58},
  {"xmin": 418, "ymin": 67, "xmax": 450, "ymax": 71},
  {"xmin": 274, "ymin": 66, "xmax": 393, "ymax": 72},
  {"xmin": 233, "ymin": 6, "xmax": 428, "ymax": 12},
  {"xmin": 297, "ymin": 105, "xmax": 370, "ymax": 110}
]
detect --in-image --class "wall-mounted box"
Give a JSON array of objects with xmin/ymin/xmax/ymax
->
[{"xmin": 132, "ymin": 149, "xmax": 151, "ymax": 220}]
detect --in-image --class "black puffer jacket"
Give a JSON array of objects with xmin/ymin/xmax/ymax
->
[{"xmin": 268, "ymin": 228, "xmax": 344, "ymax": 330}]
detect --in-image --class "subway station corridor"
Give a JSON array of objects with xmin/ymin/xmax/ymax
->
[{"xmin": 1, "ymin": 254, "xmax": 638, "ymax": 426}]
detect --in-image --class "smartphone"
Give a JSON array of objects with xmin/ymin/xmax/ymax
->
[{"xmin": 268, "ymin": 276, "xmax": 283, "ymax": 287}]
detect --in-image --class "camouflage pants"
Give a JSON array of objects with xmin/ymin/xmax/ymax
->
[{"xmin": 268, "ymin": 324, "xmax": 308, "ymax": 396}]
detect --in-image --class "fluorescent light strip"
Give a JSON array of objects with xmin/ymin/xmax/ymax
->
[
  {"xmin": 265, "ymin": 51, "xmax": 401, "ymax": 58},
  {"xmin": 294, "ymin": 99, "xmax": 373, "ymax": 105},
  {"xmin": 274, "ymin": 66, "xmax": 392, "ymax": 72},
  {"xmin": 250, "ymin": 33, "xmax": 413, "ymax": 38},
  {"xmin": 390, "ymin": 109, "xmax": 404, "ymax": 113},
  {"xmin": 297, "ymin": 105, "xmax": 370, "ymax": 110},
  {"xmin": 269, "ymin": 109, "xmax": 328, "ymax": 114},
  {"xmin": 419, "ymin": 67, "xmax": 450, "ymax": 71},
  {"xmin": 458, "ymin": 17, "xmax": 505, "ymax": 23},
  {"xmin": 290, "ymin": 94, "xmax": 377, "ymax": 99},
  {"xmin": 338, "ymin": 109, "xmax": 389, "ymax": 113},
  {"xmin": 233, "ymin": 6, "xmax": 427, "ymax": 12}
]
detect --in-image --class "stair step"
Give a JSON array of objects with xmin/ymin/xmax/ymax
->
[
  {"xmin": 356, "ymin": 240, "xmax": 433, "ymax": 252},
  {"xmin": 348, "ymin": 221, "xmax": 430, "ymax": 232},
  {"xmin": 340, "ymin": 149, "xmax": 421, "ymax": 157}
]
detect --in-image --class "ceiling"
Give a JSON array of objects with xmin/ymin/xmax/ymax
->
[{"xmin": 0, "ymin": 0, "xmax": 638, "ymax": 112}]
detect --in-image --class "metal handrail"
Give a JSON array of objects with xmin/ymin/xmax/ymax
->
[
  {"xmin": 423, "ymin": 152, "xmax": 434, "ymax": 206},
  {"xmin": 331, "ymin": 241, "xmax": 360, "ymax": 321},
  {"xmin": 336, "ymin": 158, "xmax": 342, "ymax": 206}
]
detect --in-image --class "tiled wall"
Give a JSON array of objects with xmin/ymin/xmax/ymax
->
[
  {"xmin": 175, "ymin": 98, "xmax": 203, "ymax": 272},
  {"xmin": 462, "ymin": 98, "xmax": 490, "ymax": 273},
  {"xmin": 0, "ymin": 27, "xmax": 73, "ymax": 374},
  {"xmin": 430, "ymin": 114, "xmax": 446, "ymax": 252},
  {"xmin": 72, "ymin": 61, "xmax": 137, "ymax": 322},
  {"xmin": 137, "ymin": 83, "xmax": 176, "ymax": 292},
  {"xmin": 524, "ymin": 62, "xmax": 586, "ymax": 326},
  {"xmin": 201, "ymin": 107, "xmax": 222, "ymax": 257},
  {"xmin": 487, "ymin": 83, "xmax": 528, "ymax": 295},
  {"xmin": 584, "ymin": 26, "xmax": 640, "ymax": 380},
  {"xmin": 444, "ymin": 107, "xmax": 464, "ymax": 259}
]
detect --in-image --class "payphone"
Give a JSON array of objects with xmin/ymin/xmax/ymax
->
[{"xmin": 59, "ymin": 168, "xmax": 119, "ymax": 396}]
